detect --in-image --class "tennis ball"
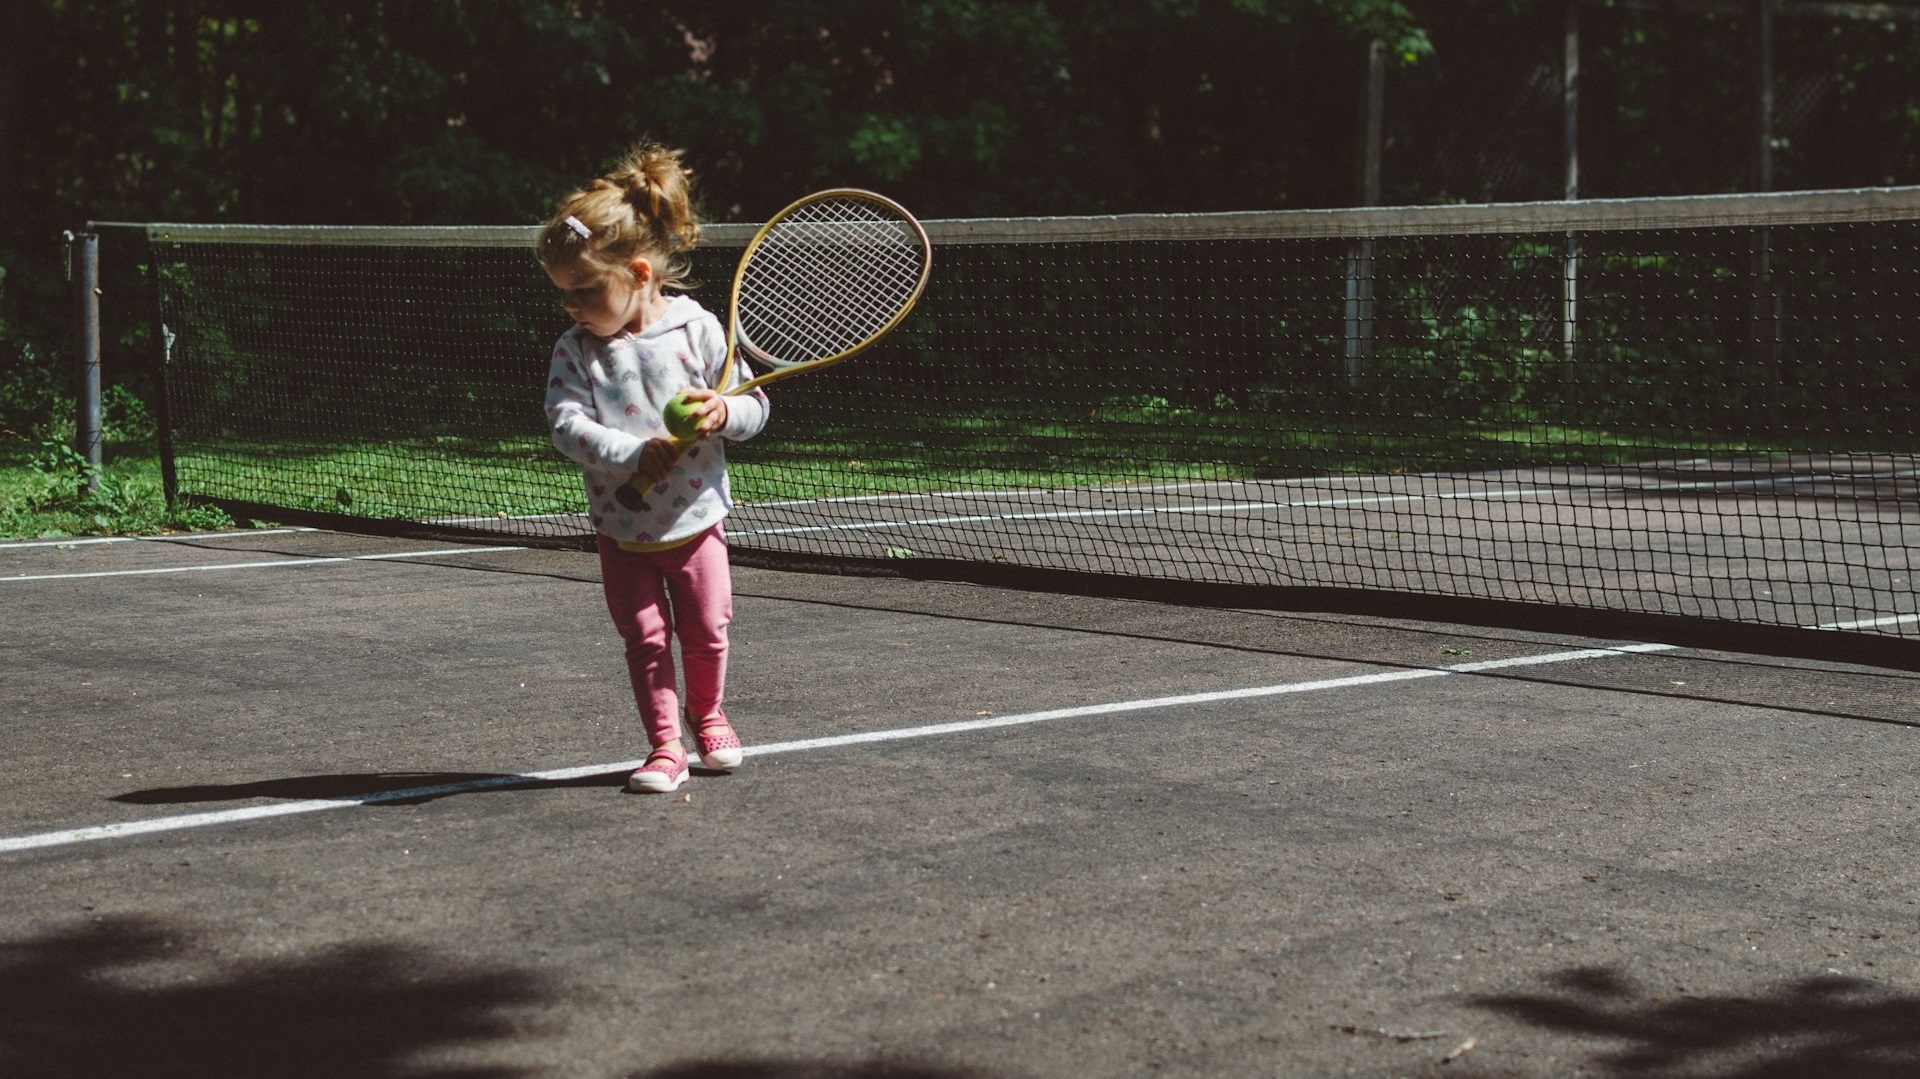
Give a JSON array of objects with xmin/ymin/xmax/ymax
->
[{"xmin": 663, "ymin": 392, "xmax": 702, "ymax": 440}]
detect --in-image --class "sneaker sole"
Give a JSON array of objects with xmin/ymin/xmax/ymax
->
[{"xmin": 627, "ymin": 768, "xmax": 688, "ymax": 793}]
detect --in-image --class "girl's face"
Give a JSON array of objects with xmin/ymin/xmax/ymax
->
[{"xmin": 547, "ymin": 257, "xmax": 662, "ymax": 338}]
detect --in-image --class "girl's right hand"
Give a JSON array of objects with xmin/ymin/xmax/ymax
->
[{"xmin": 636, "ymin": 438, "xmax": 679, "ymax": 484}]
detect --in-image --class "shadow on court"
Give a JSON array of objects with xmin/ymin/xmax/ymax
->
[
  {"xmin": 1474, "ymin": 965, "xmax": 1920, "ymax": 1078},
  {"xmin": 635, "ymin": 1061, "xmax": 1008, "ymax": 1079},
  {"xmin": 0, "ymin": 919, "xmax": 1011, "ymax": 1079},
  {"xmin": 0, "ymin": 916, "xmax": 551, "ymax": 1078},
  {"xmin": 111, "ymin": 772, "xmax": 627, "ymax": 806}
]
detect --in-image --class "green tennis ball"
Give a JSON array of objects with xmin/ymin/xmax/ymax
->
[{"xmin": 663, "ymin": 393, "xmax": 702, "ymax": 440}]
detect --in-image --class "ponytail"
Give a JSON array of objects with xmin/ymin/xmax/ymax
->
[
  {"xmin": 617, "ymin": 145, "xmax": 700, "ymax": 257},
  {"xmin": 537, "ymin": 142, "xmax": 701, "ymax": 290}
]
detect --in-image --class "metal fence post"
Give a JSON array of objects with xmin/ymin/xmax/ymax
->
[{"xmin": 75, "ymin": 230, "xmax": 102, "ymax": 492}]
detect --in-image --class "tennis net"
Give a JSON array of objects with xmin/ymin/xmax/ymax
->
[{"xmin": 135, "ymin": 187, "xmax": 1920, "ymax": 666}]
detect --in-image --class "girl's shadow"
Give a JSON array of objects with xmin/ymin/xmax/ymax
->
[{"xmin": 110, "ymin": 770, "xmax": 652, "ymax": 807}]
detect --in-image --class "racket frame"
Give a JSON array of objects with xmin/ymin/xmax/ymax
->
[{"xmin": 717, "ymin": 188, "xmax": 932, "ymax": 397}]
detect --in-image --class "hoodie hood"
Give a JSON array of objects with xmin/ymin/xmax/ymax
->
[{"xmin": 635, "ymin": 294, "xmax": 709, "ymax": 340}]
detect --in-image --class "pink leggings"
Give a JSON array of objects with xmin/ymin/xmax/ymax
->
[{"xmin": 596, "ymin": 527, "xmax": 733, "ymax": 748}]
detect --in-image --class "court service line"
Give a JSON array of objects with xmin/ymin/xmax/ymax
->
[
  {"xmin": 731, "ymin": 477, "xmax": 1742, "ymax": 539},
  {"xmin": 3, "ymin": 546, "xmax": 525, "ymax": 582},
  {"xmin": 410, "ymin": 464, "xmax": 1919, "ymax": 533},
  {"xmin": 1818, "ymin": 612, "xmax": 1920, "ymax": 631},
  {"xmin": 0, "ymin": 642, "xmax": 1673, "ymax": 855},
  {"xmin": 731, "ymin": 490, "xmax": 1501, "ymax": 538},
  {"xmin": 0, "ymin": 528, "xmax": 317, "ymax": 550},
  {"xmin": 743, "ymin": 461, "xmax": 1919, "ymax": 512},
  {"xmin": 732, "ymin": 469, "xmax": 1918, "ymax": 540}
]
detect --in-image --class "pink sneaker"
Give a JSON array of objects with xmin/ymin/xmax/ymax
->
[
  {"xmin": 694, "ymin": 716, "xmax": 744, "ymax": 772},
  {"xmin": 627, "ymin": 743, "xmax": 689, "ymax": 793}
]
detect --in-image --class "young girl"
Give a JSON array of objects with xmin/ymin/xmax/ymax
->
[{"xmin": 537, "ymin": 144, "xmax": 769, "ymax": 794}]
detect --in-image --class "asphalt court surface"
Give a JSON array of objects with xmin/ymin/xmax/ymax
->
[{"xmin": 4, "ymin": 528, "xmax": 1919, "ymax": 1078}]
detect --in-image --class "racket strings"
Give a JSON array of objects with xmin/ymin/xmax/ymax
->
[
  {"xmin": 743, "ymin": 232, "xmax": 920, "ymax": 357},
  {"xmin": 737, "ymin": 198, "xmax": 927, "ymax": 367},
  {"xmin": 743, "ymin": 251, "xmax": 917, "ymax": 360}
]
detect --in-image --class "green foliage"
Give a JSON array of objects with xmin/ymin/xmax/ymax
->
[
  {"xmin": 1320, "ymin": 0, "xmax": 1431, "ymax": 60},
  {"xmin": 8, "ymin": 2, "xmax": 1919, "ymax": 229},
  {"xmin": 0, "ymin": 395, "xmax": 231, "ymax": 539},
  {"xmin": 101, "ymin": 383, "xmax": 155, "ymax": 443},
  {"xmin": 0, "ymin": 320, "xmax": 61, "ymax": 437},
  {"xmin": 0, "ymin": 384, "xmax": 172, "ymax": 536},
  {"xmin": 847, "ymin": 115, "xmax": 925, "ymax": 182}
]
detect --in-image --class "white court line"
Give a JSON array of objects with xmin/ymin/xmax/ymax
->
[
  {"xmin": 0, "ymin": 642, "xmax": 1673, "ymax": 856},
  {"xmin": 424, "ymin": 513, "xmax": 589, "ymax": 526},
  {"xmin": 0, "ymin": 528, "xmax": 316, "ymax": 550},
  {"xmin": 3, "ymin": 546, "xmax": 525, "ymax": 582},
  {"xmin": 730, "ymin": 468, "xmax": 1920, "ymax": 539},
  {"xmin": 746, "ymin": 477, "xmax": 1259, "ymax": 509},
  {"xmin": 427, "ymin": 478, "xmax": 1328, "ymax": 520},
  {"xmin": 739, "ymin": 463, "xmax": 1920, "ymax": 512},
  {"xmin": 745, "ymin": 643, "xmax": 1677, "ymax": 756},
  {"xmin": 1816, "ymin": 612, "xmax": 1920, "ymax": 631},
  {"xmin": 405, "ymin": 463, "xmax": 1920, "ymax": 531},
  {"xmin": 731, "ymin": 491, "xmax": 1493, "ymax": 538}
]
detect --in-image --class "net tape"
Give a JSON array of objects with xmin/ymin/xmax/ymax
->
[{"xmin": 133, "ymin": 185, "xmax": 1920, "ymax": 248}]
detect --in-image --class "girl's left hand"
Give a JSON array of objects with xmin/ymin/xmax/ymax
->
[{"xmin": 676, "ymin": 386, "xmax": 729, "ymax": 437}]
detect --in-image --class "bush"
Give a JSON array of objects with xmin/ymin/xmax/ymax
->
[{"xmin": 0, "ymin": 391, "xmax": 233, "ymax": 539}]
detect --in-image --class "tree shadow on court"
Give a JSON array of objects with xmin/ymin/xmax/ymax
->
[
  {"xmin": 0, "ymin": 915, "xmax": 551, "ymax": 1078},
  {"xmin": 635, "ymin": 1062, "xmax": 1007, "ymax": 1079},
  {"xmin": 112, "ymin": 770, "xmax": 627, "ymax": 806},
  {"xmin": 1473, "ymin": 965, "xmax": 1920, "ymax": 1077}
]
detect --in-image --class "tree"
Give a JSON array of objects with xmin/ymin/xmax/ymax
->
[{"xmin": 4, "ymin": 0, "xmax": 1916, "ymax": 435}]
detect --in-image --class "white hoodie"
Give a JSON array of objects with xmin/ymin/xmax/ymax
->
[{"xmin": 544, "ymin": 295, "xmax": 770, "ymax": 545}]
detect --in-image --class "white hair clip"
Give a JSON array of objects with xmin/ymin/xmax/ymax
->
[{"xmin": 564, "ymin": 215, "xmax": 592, "ymax": 239}]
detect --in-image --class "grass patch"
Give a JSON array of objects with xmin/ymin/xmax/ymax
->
[
  {"xmin": 0, "ymin": 435, "xmax": 234, "ymax": 540},
  {"xmin": 1, "ymin": 387, "xmax": 236, "ymax": 540},
  {"xmin": 9, "ymin": 387, "xmax": 1804, "ymax": 542},
  {"xmin": 171, "ymin": 437, "xmax": 582, "ymax": 521},
  {"xmin": 156, "ymin": 410, "xmax": 1787, "ymax": 525}
]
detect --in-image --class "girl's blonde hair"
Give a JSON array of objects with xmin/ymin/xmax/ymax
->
[{"xmin": 538, "ymin": 143, "xmax": 701, "ymax": 290}]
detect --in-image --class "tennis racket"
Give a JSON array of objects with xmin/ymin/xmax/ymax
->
[
  {"xmin": 652, "ymin": 189, "xmax": 929, "ymax": 456},
  {"xmin": 722, "ymin": 188, "xmax": 932, "ymax": 394},
  {"xmin": 663, "ymin": 190, "xmax": 932, "ymax": 449}
]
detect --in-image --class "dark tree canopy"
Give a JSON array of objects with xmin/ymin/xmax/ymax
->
[{"xmin": 3, "ymin": 0, "xmax": 1917, "ymax": 428}]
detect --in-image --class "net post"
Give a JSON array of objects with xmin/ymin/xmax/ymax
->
[
  {"xmin": 1749, "ymin": 226, "xmax": 1781, "ymax": 408},
  {"xmin": 145, "ymin": 238, "xmax": 179, "ymax": 511},
  {"xmin": 1749, "ymin": 0, "xmax": 1782, "ymax": 394},
  {"xmin": 1345, "ymin": 38, "xmax": 1386, "ymax": 387},
  {"xmin": 1343, "ymin": 243, "xmax": 1375, "ymax": 386},
  {"xmin": 72, "ymin": 231, "xmax": 102, "ymax": 493},
  {"xmin": 1562, "ymin": 0, "xmax": 1581, "ymax": 366}
]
